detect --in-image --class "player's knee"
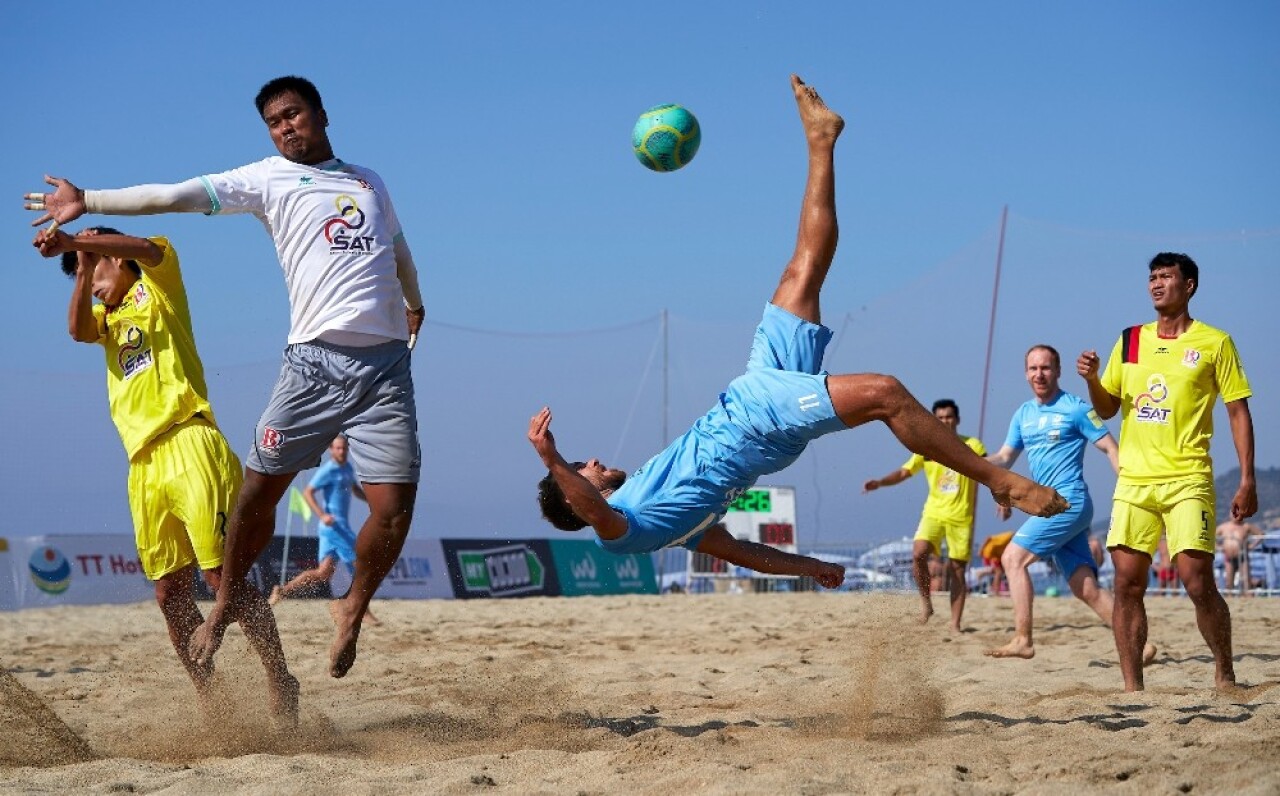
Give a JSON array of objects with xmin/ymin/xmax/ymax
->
[
  {"xmin": 1180, "ymin": 572, "xmax": 1218, "ymax": 604},
  {"xmin": 1112, "ymin": 571, "xmax": 1147, "ymax": 600},
  {"xmin": 154, "ymin": 574, "xmax": 192, "ymax": 609}
]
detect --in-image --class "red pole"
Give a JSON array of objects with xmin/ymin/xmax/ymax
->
[{"xmin": 977, "ymin": 206, "xmax": 1008, "ymax": 442}]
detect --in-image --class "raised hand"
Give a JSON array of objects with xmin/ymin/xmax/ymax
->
[
  {"xmin": 32, "ymin": 227, "xmax": 74, "ymax": 258},
  {"xmin": 24, "ymin": 175, "xmax": 87, "ymax": 228},
  {"xmin": 527, "ymin": 406, "xmax": 561, "ymax": 467},
  {"xmin": 1076, "ymin": 349, "xmax": 1101, "ymax": 381}
]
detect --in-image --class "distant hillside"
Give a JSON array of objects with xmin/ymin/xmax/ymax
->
[{"xmin": 1216, "ymin": 466, "xmax": 1280, "ymax": 530}]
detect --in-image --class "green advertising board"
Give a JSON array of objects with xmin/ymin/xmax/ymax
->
[{"xmin": 548, "ymin": 540, "xmax": 658, "ymax": 596}]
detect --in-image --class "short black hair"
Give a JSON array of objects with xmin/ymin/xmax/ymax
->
[
  {"xmin": 60, "ymin": 227, "xmax": 141, "ymax": 279},
  {"xmin": 1149, "ymin": 252, "xmax": 1199, "ymax": 298},
  {"xmin": 255, "ymin": 75, "xmax": 324, "ymax": 118},
  {"xmin": 537, "ymin": 472, "xmax": 588, "ymax": 531},
  {"xmin": 931, "ymin": 398, "xmax": 959, "ymax": 417}
]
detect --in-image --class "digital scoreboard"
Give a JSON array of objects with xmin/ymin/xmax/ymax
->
[
  {"xmin": 721, "ymin": 486, "xmax": 797, "ymax": 551},
  {"xmin": 689, "ymin": 486, "xmax": 799, "ymax": 584}
]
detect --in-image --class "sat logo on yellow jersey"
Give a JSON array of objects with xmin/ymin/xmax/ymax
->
[
  {"xmin": 1134, "ymin": 374, "xmax": 1171, "ymax": 424},
  {"xmin": 1182, "ymin": 349, "xmax": 1201, "ymax": 368},
  {"xmin": 118, "ymin": 326, "xmax": 154, "ymax": 380}
]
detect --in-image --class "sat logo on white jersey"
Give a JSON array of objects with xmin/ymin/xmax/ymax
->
[{"xmin": 321, "ymin": 194, "xmax": 377, "ymax": 255}]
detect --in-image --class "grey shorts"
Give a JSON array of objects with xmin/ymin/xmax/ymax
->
[{"xmin": 246, "ymin": 340, "xmax": 420, "ymax": 483}]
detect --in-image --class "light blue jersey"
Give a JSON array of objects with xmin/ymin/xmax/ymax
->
[
  {"xmin": 1005, "ymin": 390, "xmax": 1110, "ymax": 573},
  {"xmin": 310, "ymin": 459, "xmax": 356, "ymax": 519},
  {"xmin": 1005, "ymin": 391, "xmax": 1109, "ymax": 499},
  {"xmin": 310, "ymin": 459, "xmax": 358, "ymax": 565},
  {"xmin": 602, "ymin": 304, "xmax": 848, "ymax": 555}
]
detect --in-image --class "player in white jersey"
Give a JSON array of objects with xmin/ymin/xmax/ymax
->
[{"xmin": 27, "ymin": 76, "xmax": 424, "ymax": 682}]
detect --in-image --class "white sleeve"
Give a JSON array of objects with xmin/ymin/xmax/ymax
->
[
  {"xmin": 394, "ymin": 234, "xmax": 424, "ymax": 311},
  {"xmin": 368, "ymin": 170, "xmax": 417, "ymax": 308},
  {"xmin": 197, "ymin": 159, "xmax": 273, "ymax": 216},
  {"xmin": 84, "ymin": 179, "xmax": 213, "ymax": 215}
]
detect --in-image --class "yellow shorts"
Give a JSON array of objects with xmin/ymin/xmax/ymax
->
[
  {"xmin": 128, "ymin": 417, "xmax": 242, "ymax": 580},
  {"xmin": 1107, "ymin": 478, "xmax": 1216, "ymax": 559},
  {"xmin": 914, "ymin": 517, "xmax": 973, "ymax": 562}
]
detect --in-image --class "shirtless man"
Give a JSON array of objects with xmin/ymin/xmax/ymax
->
[{"xmin": 1216, "ymin": 518, "xmax": 1264, "ymax": 594}]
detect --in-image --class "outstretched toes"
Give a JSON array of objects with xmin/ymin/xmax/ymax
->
[
  {"xmin": 791, "ymin": 74, "xmax": 844, "ymax": 144},
  {"xmin": 993, "ymin": 474, "xmax": 1069, "ymax": 518}
]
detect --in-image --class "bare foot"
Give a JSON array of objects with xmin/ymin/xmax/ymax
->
[
  {"xmin": 1215, "ymin": 664, "xmax": 1237, "ymax": 692},
  {"xmin": 991, "ymin": 473, "xmax": 1069, "ymax": 518},
  {"xmin": 1142, "ymin": 643, "xmax": 1158, "ymax": 666},
  {"xmin": 363, "ymin": 608, "xmax": 382, "ymax": 627},
  {"xmin": 268, "ymin": 672, "xmax": 300, "ymax": 728},
  {"xmin": 268, "ymin": 586, "xmax": 284, "ymax": 606},
  {"xmin": 328, "ymin": 599, "xmax": 361, "ymax": 678},
  {"xmin": 918, "ymin": 600, "xmax": 934, "ymax": 625},
  {"xmin": 985, "ymin": 637, "xmax": 1036, "ymax": 659},
  {"xmin": 791, "ymin": 74, "xmax": 844, "ymax": 146}
]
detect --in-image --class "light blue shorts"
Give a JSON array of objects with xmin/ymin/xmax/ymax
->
[
  {"xmin": 318, "ymin": 518, "xmax": 358, "ymax": 565},
  {"xmin": 1013, "ymin": 492, "xmax": 1096, "ymax": 578},
  {"xmin": 247, "ymin": 339, "xmax": 421, "ymax": 482},
  {"xmin": 721, "ymin": 304, "xmax": 848, "ymax": 468}
]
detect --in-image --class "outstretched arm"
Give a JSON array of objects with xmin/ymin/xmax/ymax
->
[
  {"xmin": 25, "ymin": 175, "xmax": 212, "ymax": 228},
  {"xmin": 694, "ymin": 525, "xmax": 844, "ymax": 588},
  {"xmin": 863, "ymin": 467, "xmax": 911, "ymax": 493},
  {"xmin": 1094, "ymin": 433, "xmax": 1120, "ymax": 474},
  {"xmin": 528, "ymin": 407, "xmax": 627, "ymax": 539},
  {"xmin": 1225, "ymin": 398, "xmax": 1256, "ymax": 521}
]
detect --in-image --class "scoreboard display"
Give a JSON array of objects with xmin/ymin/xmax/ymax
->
[{"xmin": 721, "ymin": 486, "xmax": 797, "ymax": 552}]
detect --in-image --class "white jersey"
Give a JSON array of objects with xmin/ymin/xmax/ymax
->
[{"xmin": 199, "ymin": 157, "xmax": 409, "ymax": 344}]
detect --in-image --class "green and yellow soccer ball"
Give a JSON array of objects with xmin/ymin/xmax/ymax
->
[{"xmin": 632, "ymin": 104, "xmax": 701, "ymax": 172}]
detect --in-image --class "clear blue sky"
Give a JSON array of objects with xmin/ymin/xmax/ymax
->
[{"xmin": 3, "ymin": 2, "xmax": 1277, "ymax": 548}]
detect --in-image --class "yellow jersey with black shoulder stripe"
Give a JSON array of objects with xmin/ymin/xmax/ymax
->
[
  {"xmin": 92, "ymin": 237, "xmax": 216, "ymax": 460},
  {"xmin": 1099, "ymin": 320, "xmax": 1250, "ymax": 484},
  {"xmin": 901, "ymin": 435, "xmax": 987, "ymax": 525}
]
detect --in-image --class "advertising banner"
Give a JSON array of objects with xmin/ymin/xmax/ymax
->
[
  {"xmin": 548, "ymin": 539, "xmax": 658, "ymax": 596},
  {"xmin": 441, "ymin": 538, "xmax": 561, "ymax": 599},
  {"xmin": 193, "ymin": 536, "xmax": 453, "ymax": 601},
  {"xmin": 9, "ymin": 535, "xmax": 152, "ymax": 609},
  {"xmin": 369, "ymin": 538, "xmax": 453, "ymax": 600}
]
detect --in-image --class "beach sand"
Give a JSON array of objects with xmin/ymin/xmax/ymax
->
[{"xmin": 3, "ymin": 591, "xmax": 1279, "ymax": 794}]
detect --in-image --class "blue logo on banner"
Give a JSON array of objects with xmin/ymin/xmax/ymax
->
[{"xmin": 29, "ymin": 546, "xmax": 72, "ymax": 595}]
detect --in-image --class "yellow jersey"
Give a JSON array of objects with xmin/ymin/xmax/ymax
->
[
  {"xmin": 902, "ymin": 435, "xmax": 986, "ymax": 525},
  {"xmin": 1100, "ymin": 320, "xmax": 1250, "ymax": 484},
  {"xmin": 92, "ymin": 237, "xmax": 216, "ymax": 460}
]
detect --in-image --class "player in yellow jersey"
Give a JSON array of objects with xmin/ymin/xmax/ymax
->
[
  {"xmin": 1078, "ymin": 252, "xmax": 1255, "ymax": 692},
  {"xmin": 864, "ymin": 399, "xmax": 986, "ymax": 630},
  {"xmin": 33, "ymin": 226, "xmax": 300, "ymax": 722}
]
